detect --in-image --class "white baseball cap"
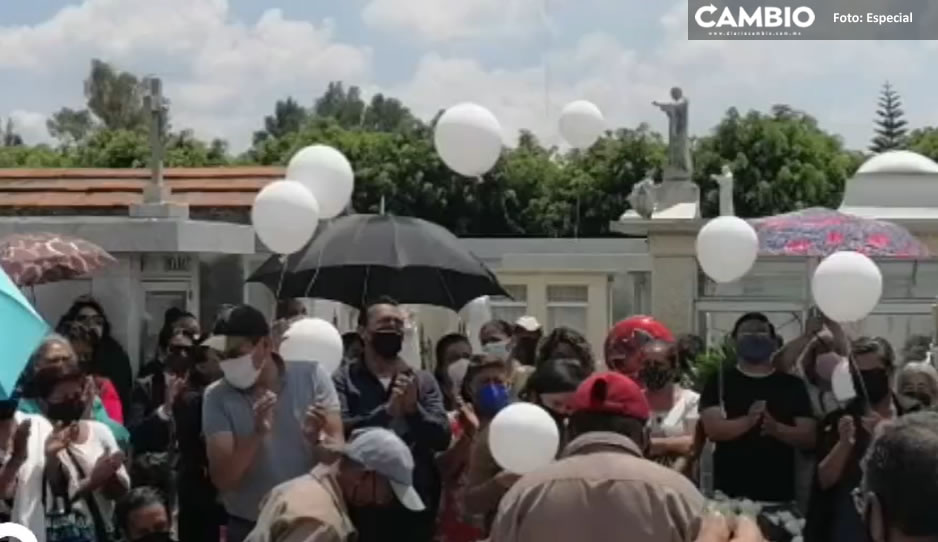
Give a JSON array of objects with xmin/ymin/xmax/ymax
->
[{"xmin": 515, "ymin": 315, "xmax": 541, "ymax": 332}]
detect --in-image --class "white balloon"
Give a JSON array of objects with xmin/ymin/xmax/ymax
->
[
  {"xmin": 696, "ymin": 216, "xmax": 759, "ymax": 283},
  {"xmin": 279, "ymin": 317, "xmax": 344, "ymax": 375},
  {"xmin": 559, "ymin": 100, "xmax": 605, "ymax": 148},
  {"xmin": 488, "ymin": 403, "xmax": 559, "ymax": 474},
  {"xmin": 286, "ymin": 145, "xmax": 354, "ymax": 219},
  {"xmin": 251, "ymin": 180, "xmax": 320, "ymax": 254},
  {"xmin": 434, "ymin": 103, "xmax": 503, "ymax": 177},
  {"xmin": 812, "ymin": 251, "xmax": 883, "ymax": 322}
]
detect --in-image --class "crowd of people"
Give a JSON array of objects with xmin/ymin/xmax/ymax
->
[{"xmin": 1, "ymin": 293, "xmax": 938, "ymax": 542}]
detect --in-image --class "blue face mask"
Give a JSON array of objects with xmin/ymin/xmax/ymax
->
[
  {"xmin": 475, "ymin": 382, "xmax": 510, "ymax": 418},
  {"xmin": 736, "ymin": 334, "xmax": 776, "ymax": 364}
]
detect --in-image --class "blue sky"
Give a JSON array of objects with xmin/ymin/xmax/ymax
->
[{"xmin": 1, "ymin": 0, "xmax": 936, "ymax": 151}]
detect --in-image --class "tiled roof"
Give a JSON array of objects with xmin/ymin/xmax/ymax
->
[{"xmin": 0, "ymin": 167, "xmax": 283, "ymax": 209}]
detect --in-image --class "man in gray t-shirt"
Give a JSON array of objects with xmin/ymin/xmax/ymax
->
[{"xmin": 202, "ymin": 305, "xmax": 343, "ymax": 542}]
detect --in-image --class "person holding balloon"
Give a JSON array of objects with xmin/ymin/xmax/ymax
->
[
  {"xmin": 332, "ymin": 297, "xmax": 451, "ymax": 542},
  {"xmin": 489, "ymin": 371, "xmax": 705, "ymax": 542},
  {"xmin": 698, "ymin": 313, "xmax": 816, "ymax": 504},
  {"xmin": 804, "ymin": 336, "xmax": 921, "ymax": 542},
  {"xmin": 462, "ymin": 353, "xmax": 519, "ymax": 536}
]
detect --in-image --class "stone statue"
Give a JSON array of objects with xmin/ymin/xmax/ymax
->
[
  {"xmin": 627, "ymin": 171, "xmax": 658, "ymax": 219},
  {"xmin": 653, "ymin": 87, "xmax": 692, "ymax": 179},
  {"xmin": 712, "ymin": 165, "xmax": 735, "ymax": 216}
]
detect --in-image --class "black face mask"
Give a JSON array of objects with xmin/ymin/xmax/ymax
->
[
  {"xmin": 639, "ymin": 365, "xmax": 674, "ymax": 391},
  {"xmin": 370, "ymin": 330, "xmax": 403, "ymax": 359},
  {"xmin": 133, "ymin": 532, "xmax": 175, "ymax": 542},
  {"xmin": 46, "ymin": 395, "xmax": 85, "ymax": 424},
  {"xmin": 856, "ymin": 368, "xmax": 891, "ymax": 405}
]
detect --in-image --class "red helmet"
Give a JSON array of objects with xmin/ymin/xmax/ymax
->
[{"xmin": 604, "ymin": 316, "xmax": 674, "ymax": 376}]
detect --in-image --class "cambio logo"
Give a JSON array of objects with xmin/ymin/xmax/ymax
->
[
  {"xmin": 0, "ymin": 522, "xmax": 38, "ymax": 542},
  {"xmin": 695, "ymin": 3, "xmax": 816, "ymax": 28}
]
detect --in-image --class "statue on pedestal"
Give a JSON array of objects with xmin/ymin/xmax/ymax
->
[{"xmin": 653, "ymin": 87, "xmax": 693, "ymax": 180}]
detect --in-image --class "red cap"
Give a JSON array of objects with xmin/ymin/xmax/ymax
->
[{"xmin": 570, "ymin": 371, "xmax": 650, "ymax": 422}]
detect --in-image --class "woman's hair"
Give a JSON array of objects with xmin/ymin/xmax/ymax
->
[
  {"xmin": 524, "ymin": 358, "xmax": 588, "ymax": 398},
  {"xmin": 897, "ymin": 362, "xmax": 938, "ymax": 393},
  {"xmin": 58, "ymin": 295, "xmax": 111, "ymax": 338},
  {"xmin": 57, "ymin": 320, "xmax": 97, "ymax": 346},
  {"xmin": 434, "ymin": 333, "xmax": 470, "ymax": 410},
  {"xmin": 156, "ymin": 309, "xmax": 197, "ymax": 354},
  {"xmin": 32, "ymin": 362, "xmax": 84, "ymax": 399},
  {"xmin": 903, "ymin": 335, "xmax": 933, "ymax": 363},
  {"xmin": 535, "ymin": 327, "xmax": 594, "ymax": 373},
  {"xmin": 460, "ymin": 353, "xmax": 508, "ymax": 403},
  {"xmin": 479, "ymin": 319, "xmax": 513, "ymax": 342},
  {"xmin": 675, "ymin": 334, "xmax": 704, "ymax": 374},
  {"xmin": 115, "ymin": 486, "xmax": 168, "ymax": 536},
  {"xmin": 853, "ymin": 336, "xmax": 896, "ymax": 370},
  {"xmin": 19, "ymin": 334, "xmax": 76, "ymax": 398}
]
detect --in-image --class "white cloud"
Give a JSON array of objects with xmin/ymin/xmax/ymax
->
[
  {"xmin": 7, "ymin": 110, "xmax": 52, "ymax": 144},
  {"xmin": 361, "ymin": 0, "xmax": 545, "ymax": 42},
  {"xmin": 0, "ymin": 0, "xmax": 372, "ymax": 149},
  {"xmin": 1, "ymin": 0, "xmax": 936, "ymax": 152},
  {"xmin": 389, "ymin": 2, "xmax": 935, "ymax": 150}
]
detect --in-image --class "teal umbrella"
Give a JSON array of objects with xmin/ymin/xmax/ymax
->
[{"xmin": 0, "ymin": 266, "xmax": 48, "ymax": 398}]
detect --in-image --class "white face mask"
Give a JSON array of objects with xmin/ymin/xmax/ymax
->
[
  {"xmin": 447, "ymin": 358, "xmax": 471, "ymax": 391},
  {"xmin": 221, "ymin": 352, "xmax": 261, "ymax": 390},
  {"xmin": 483, "ymin": 340, "xmax": 510, "ymax": 360}
]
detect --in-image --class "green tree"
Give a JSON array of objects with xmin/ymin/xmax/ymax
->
[
  {"xmin": 1, "ymin": 118, "xmax": 23, "ymax": 147},
  {"xmin": 545, "ymin": 125, "xmax": 666, "ymax": 236},
  {"xmin": 252, "ymin": 98, "xmax": 308, "ymax": 144},
  {"xmin": 313, "ymin": 82, "xmax": 365, "ymax": 128},
  {"xmin": 46, "ymin": 108, "xmax": 95, "ymax": 144},
  {"xmin": 83, "ymin": 59, "xmax": 167, "ymax": 131},
  {"xmin": 361, "ymin": 93, "xmax": 420, "ymax": 133},
  {"xmin": 0, "ymin": 144, "xmax": 72, "ymax": 167},
  {"xmin": 870, "ymin": 81, "xmax": 907, "ymax": 153},
  {"xmin": 693, "ymin": 105, "xmax": 860, "ymax": 218},
  {"xmin": 906, "ymin": 127, "xmax": 938, "ymax": 162}
]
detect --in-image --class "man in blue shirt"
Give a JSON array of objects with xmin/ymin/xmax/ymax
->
[{"xmin": 333, "ymin": 297, "xmax": 451, "ymax": 542}]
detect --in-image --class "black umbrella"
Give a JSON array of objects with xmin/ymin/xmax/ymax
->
[{"xmin": 247, "ymin": 214, "xmax": 509, "ymax": 311}]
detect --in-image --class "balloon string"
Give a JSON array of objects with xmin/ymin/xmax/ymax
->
[
  {"xmin": 303, "ymin": 219, "xmax": 329, "ymax": 298},
  {"xmin": 275, "ymin": 255, "xmax": 288, "ymax": 300}
]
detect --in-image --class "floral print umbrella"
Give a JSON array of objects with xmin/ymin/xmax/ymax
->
[
  {"xmin": 0, "ymin": 232, "xmax": 117, "ymax": 286},
  {"xmin": 750, "ymin": 207, "xmax": 928, "ymax": 258}
]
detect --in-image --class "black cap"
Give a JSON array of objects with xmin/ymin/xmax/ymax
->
[{"xmin": 202, "ymin": 305, "xmax": 270, "ymax": 351}]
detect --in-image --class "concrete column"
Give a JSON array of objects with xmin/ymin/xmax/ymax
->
[{"xmin": 647, "ymin": 233, "xmax": 698, "ymax": 336}]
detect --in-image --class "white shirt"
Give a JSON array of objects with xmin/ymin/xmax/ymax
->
[
  {"xmin": 10, "ymin": 415, "xmax": 128, "ymax": 542},
  {"xmin": 650, "ymin": 387, "xmax": 701, "ymax": 438}
]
